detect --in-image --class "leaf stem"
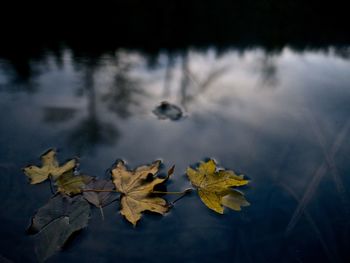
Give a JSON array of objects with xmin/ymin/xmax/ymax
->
[
  {"xmin": 99, "ymin": 205, "xmax": 105, "ymax": 221},
  {"xmin": 82, "ymin": 188, "xmax": 193, "ymax": 195},
  {"xmin": 151, "ymin": 188, "xmax": 193, "ymax": 195},
  {"xmin": 170, "ymin": 188, "xmax": 194, "ymax": 206},
  {"xmin": 151, "ymin": 191, "xmax": 184, "ymax": 195},
  {"xmin": 83, "ymin": 189, "xmax": 119, "ymax": 193},
  {"xmin": 49, "ymin": 175, "xmax": 55, "ymax": 194}
]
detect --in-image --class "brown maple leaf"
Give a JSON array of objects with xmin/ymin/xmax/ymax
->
[{"xmin": 111, "ymin": 160, "xmax": 170, "ymax": 226}]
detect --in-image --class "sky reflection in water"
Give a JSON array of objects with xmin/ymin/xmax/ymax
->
[{"xmin": 0, "ymin": 47, "xmax": 350, "ymax": 262}]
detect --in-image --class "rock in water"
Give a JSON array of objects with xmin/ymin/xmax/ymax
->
[{"xmin": 153, "ymin": 101, "xmax": 183, "ymax": 121}]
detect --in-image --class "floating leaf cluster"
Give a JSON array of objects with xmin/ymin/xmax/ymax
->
[{"xmin": 23, "ymin": 149, "xmax": 250, "ymax": 261}]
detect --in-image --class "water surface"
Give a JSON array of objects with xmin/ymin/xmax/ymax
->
[{"xmin": 0, "ymin": 46, "xmax": 350, "ymax": 263}]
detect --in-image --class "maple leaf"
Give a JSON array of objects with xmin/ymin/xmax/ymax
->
[
  {"xmin": 55, "ymin": 170, "xmax": 93, "ymax": 196},
  {"xmin": 186, "ymin": 159, "xmax": 250, "ymax": 214},
  {"xmin": 83, "ymin": 178, "xmax": 117, "ymax": 220},
  {"xmin": 23, "ymin": 149, "xmax": 76, "ymax": 184},
  {"xmin": 111, "ymin": 160, "xmax": 169, "ymax": 226},
  {"xmin": 83, "ymin": 178, "xmax": 116, "ymax": 207},
  {"xmin": 33, "ymin": 196, "xmax": 90, "ymax": 262}
]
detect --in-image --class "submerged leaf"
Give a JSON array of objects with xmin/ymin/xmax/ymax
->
[
  {"xmin": 83, "ymin": 178, "xmax": 117, "ymax": 207},
  {"xmin": 28, "ymin": 195, "xmax": 71, "ymax": 234},
  {"xmin": 23, "ymin": 149, "xmax": 76, "ymax": 184},
  {"xmin": 35, "ymin": 196, "xmax": 90, "ymax": 262},
  {"xmin": 153, "ymin": 101, "xmax": 183, "ymax": 121},
  {"xmin": 56, "ymin": 170, "xmax": 93, "ymax": 196},
  {"xmin": 186, "ymin": 159, "xmax": 250, "ymax": 214},
  {"xmin": 35, "ymin": 217, "xmax": 70, "ymax": 262},
  {"xmin": 83, "ymin": 178, "xmax": 117, "ymax": 220},
  {"xmin": 111, "ymin": 160, "xmax": 169, "ymax": 226}
]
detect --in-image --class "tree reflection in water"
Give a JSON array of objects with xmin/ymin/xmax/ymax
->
[
  {"xmin": 259, "ymin": 54, "xmax": 279, "ymax": 88},
  {"xmin": 179, "ymin": 51, "xmax": 229, "ymax": 110},
  {"xmin": 0, "ymin": 56, "xmax": 39, "ymax": 93},
  {"xmin": 69, "ymin": 61, "xmax": 118, "ymax": 154},
  {"xmin": 102, "ymin": 51, "xmax": 146, "ymax": 119}
]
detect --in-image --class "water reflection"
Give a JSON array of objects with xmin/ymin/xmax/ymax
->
[
  {"xmin": 0, "ymin": 58, "xmax": 39, "ymax": 93},
  {"xmin": 258, "ymin": 53, "xmax": 279, "ymax": 88},
  {"xmin": 174, "ymin": 50, "xmax": 231, "ymax": 109},
  {"xmin": 102, "ymin": 51, "xmax": 146, "ymax": 119},
  {"xmin": 0, "ymin": 46, "xmax": 350, "ymax": 263},
  {"xmin": 68, "ymin": 63, "xmax": 118, "ymax": 154}
]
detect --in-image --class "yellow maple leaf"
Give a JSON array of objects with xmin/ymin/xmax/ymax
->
[
  {"xmin": 23, "ymin": 149, "xmax": 76, "ymax": 184},
  {"xmin": 56, "ymin": 170, "xmax": 93, "ymax": 196},
  {"xmin": 111, "ymin": 160, "xmax": 169, "ymax": 226},
  {"xmin": 186, "ymin": 159, "xmax": 250, "ymax": 214}
]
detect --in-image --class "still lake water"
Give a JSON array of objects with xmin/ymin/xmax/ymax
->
[{"xmin": 0, "ymin": 47, "xmax": 350, "ymax": 262}]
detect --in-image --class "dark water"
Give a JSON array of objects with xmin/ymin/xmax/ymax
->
[{"xmin": 0, "ymin": 46, "xmax": 350, "ymax": 263}]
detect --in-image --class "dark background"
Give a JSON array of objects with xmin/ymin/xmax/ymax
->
[
  {"xmin": 0, "ymin": 0, "xmax": 349, "ymax": 55},
  {"xmin": 0, "ymin": 0, "xmax": 349, "ymax": 85}
]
